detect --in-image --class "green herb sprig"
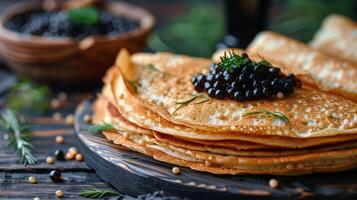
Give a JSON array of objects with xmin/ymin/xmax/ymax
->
[
  {"xmin": 218, "ymin": 51, "xmax": 274, "ymax": 72},
  {"xmin": 79, "ymin": 188, "xmax": 119, "ymax": 199},
  {"xmin": 218, "ymin": 51, "xmax": 245, "ymax": 72},
  {"xmin": 173, "ymin": 93, "xmax": 209, "ymax": 115},
  {"xmin": 5, "ymin": 79, "xmax": 50, "ymax": 113},
  {"xmin": 0, "ymin": 109, "xmax": 37, "ymax": 165},
  {"xmin": 67, "ymin": 6, "xmax": 100, "ymax": 26},
  {"xmin": 88, "ymin": 123, "xmax": 114, "ymax": 134},
  {"xmin": 128, "ymin": 80, "xmax": 140, "ymax": 93},
  {"xmin": 243, "ymin": 110, "xmax": 289, "ymax": 123}
]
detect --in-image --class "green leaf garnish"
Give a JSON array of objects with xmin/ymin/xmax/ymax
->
[
  {"xmin": 79, "ymin": 188, "xmax": 119, "ymax": 198},
  {"xmin": 218, "ymin": 51, "xmax": 273, "ymax": 72},
  {"xmin": 128, "ymin": 80, "xmax": 140, "ymax": 93},
  {"xmin": 173, "ymin": 93, "xmax": 209, "ymax": 115},
  {"xmin": 218, "ymin": 51, "xmax": 245, "ymax": 72},
  {"xmin": 0, "ymin": 109, "xmax": 37, "ymax": 165},
  {"xmin": 67, "ymin": 6, "xmax": 100, "ymax": 26},
  {"xmin": 5, "ymin": 79, "xmax": 50, "ymax": 113},
  {"xmin": 243, "ymin": 110, "xmax": 289, "ymax": 123},
  {"xmin": 88, "ymin": 123, "xmax": 114, "ymax": 134}
]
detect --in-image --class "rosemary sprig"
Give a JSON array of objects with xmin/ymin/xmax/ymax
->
[
  {"xmin": 243, "ymin": 110, "xmax": 289, "ymax": 123},
  {"xmin": 0, "ymin": 109, "xmax": 37, "ymax": 165},
  {"xmin": 88, "ymin": 123, "xmax": 114, "ymax": 134},
  {"xmin": 79, "ymin": 188, "xmax": 119, "ymax": 199},
  {"xmin": 173, "ymin": 93, "xmax": 209, "ymax": 115}
]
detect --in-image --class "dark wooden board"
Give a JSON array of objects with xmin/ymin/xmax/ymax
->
[
  {"xmin": 0, "ymin": 89, "xmax": 116, "ymax": 199},
  {"xmin": 74, "ymin": 100, "xmax": 357, "ymax": 200}
]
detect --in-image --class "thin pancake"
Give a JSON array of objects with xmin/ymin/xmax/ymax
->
[
  {"xmin": 102, "ymin": 131, "xmax": 357, "ymax": 175},
  {"xmin": 113, "ymin": 52, "xmax": 357, "ymax": 138},
  {"xmin": 102, "ymin": 69, "xmax": 357, "ymax": 149},
  {"xmin": 246, "ymin": 31, "xmax": 357, "ymax": 101},
  {"xmin": 310, "ymin": 14, "xmax": 357, "ymax": 63}
]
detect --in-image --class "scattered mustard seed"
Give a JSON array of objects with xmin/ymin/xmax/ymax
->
[
  {"xmin": 75, "ymin": 153, "xmax": 84, "ymax": 161},
  {"xmin": 172, "ymin": 167, "xmax": 181, "ymax": 175},
  {"xmin": 65, "ymin": 152, "xmax": 75, "ymax": 160},
  {"xmin": 46, "ymin": 156, "xmax": 54, "ymax": 165},
  {"xmin": 52, "ymin": 112, "xmax": 62, "ymax": 122},
  {"xmin": 83, "ymin": 114, "xmax": 92, "ymax": 123},
  {"xmin": 55, "ymin": 135, "xmax": 64, "ymax": 144},
  {"xmin": 55, "ymin": 190, "xmax": 63, "ymax": 198},
  {"xmin": 277, "ymin": 92, "xmax": 284, "ymax": 99},
  {"xmin": 68, "ymin": 147, "xmax": 78, "ymax": 155},
  {"xmin": 51, "ymin": 99, "xmax": 61, "ymax": 109},
  {"xmin": 28, "ymin": 176, "xmax": 37, "ymax": 184},
  {"xmin": 65, "ymin": 114, "xmax": 74, "ymax": 126},
  {"xmin": 269, "ymin": 178, "xmax": 279, "ymax": 188}
]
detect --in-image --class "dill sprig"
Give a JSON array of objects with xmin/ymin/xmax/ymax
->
[
  {"xmin": 88, "ymin": 123, "xmax": 114, "ymax": 134},
  {"xmin": 173, "ymin": 93, "xmax": 209, "ymax": 115},
  {"xmin": 0, "ymin": 109, "xmax": 37, "ymax": 165},
  {"xmin": 218, "ymin": 51, "xmax": 245, "ymax": 72},
  {"xmin": 79, "ymin": 188, "xmax": 119, "ymax": 199},
  {"xmin": 218, "ymin": 51, "xmax": 273, "ymax": 72},
  {"xmin": 243, "ymin": 110, "xmax": 289, "ymax": 123}
]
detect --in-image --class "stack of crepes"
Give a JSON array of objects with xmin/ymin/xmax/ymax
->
[{"xmin": 92, "ymin": 46, "xmax": 357, "ymax": 175}]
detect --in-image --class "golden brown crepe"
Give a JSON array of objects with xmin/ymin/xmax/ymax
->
[
  {"xmin": 244, "ymin": 31, "xmax": 357, "ymax": 101},
  {"xmin": 310, "ymin": 14, "xmax": 357, "ymax": 63},
  {"xmin": 91, "ymin": 49, "xmax": 357, "ymax": 175}
]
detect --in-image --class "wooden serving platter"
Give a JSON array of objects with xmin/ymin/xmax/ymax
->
[{"xmin": 74, "ymin": 100, "xmax": 357, "ymax": 200}]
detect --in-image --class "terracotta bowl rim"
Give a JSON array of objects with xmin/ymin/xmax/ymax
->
[{"xmin": 0, "ymin": 0, "xmax": 155, "ymax": 46}]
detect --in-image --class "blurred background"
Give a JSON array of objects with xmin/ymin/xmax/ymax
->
[
  {"xmin": 0, "ymin": 0, "xmax": 356, "ymax": 112},
  {"xmin": 0, "ymin": 0, "xmax": 356, "ymax": 58}
]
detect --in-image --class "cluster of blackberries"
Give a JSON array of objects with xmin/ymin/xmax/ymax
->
[
  {"xmin": 192, "ymin": 53, "xmax": 301, "ymax": 101},
  {"xmin": 4, "ymin": 10, "xmax": 139, "ymax": 40}
]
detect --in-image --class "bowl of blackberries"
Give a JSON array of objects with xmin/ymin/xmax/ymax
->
[{"xmin": 0, "ymin": 0, "xmax": 154, "ymax": 85}]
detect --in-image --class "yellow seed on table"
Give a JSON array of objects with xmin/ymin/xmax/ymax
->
[
  {"xmin": 55, "ymin": 135, "xmax": 64, "ymax": 144},
  {"xmin": 172, "ymin": 167, "xmax": 181, "ymax": 175},
  {"xmin": 28, "ymin": 176, "xmax": 37, "ymax": 184},
  {"xmin": 269, "ymin": 179, "xmax": 279, "ymax": 188},
  {"xmin": 65, "ymin": 114, "xmax": 74, "ymax": 126},
  {"xmin": 277, "ymin": 92, "xmax": 284, "ymax": 99},
  {"xmin": 58, "ymin": 92, "xmax": 67, "ymax": 101},
  {"xmin": 52, "ymin": 112, "xmax": 62, "ymax": 122},
  {"xmin": 65, "ymin": 152, "xmax": 75, "ymax": 160},
  {"xmin": 55, "ymin": 190, "xmax": 63, "ymax": 198},
  {"xmin": 68, "ymin": 147, "xmax": 78, "ymax": 155},
  {"xmin": 34, "ymin": 197, "xmax": 40, "ymax": 200},
  {"xmin": 83, "ymin": 115, "xmax": 92, "ymax": 123},
  {"xmin": 75, "ymin": 153, "xmax": 84, "ymax": 161},
  {"xmin": 46, "ymin": 156, "xmax": 54, "ymax": 165},
  {"xmin": 51, "ymin": 99, "xmax": 61, "ymax": 109}
]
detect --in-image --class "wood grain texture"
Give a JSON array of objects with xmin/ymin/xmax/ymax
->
[
  {"xmin": 75, "ymin": 100, "xmax": 357, "ymax": 200},
  {"xmin": 0, "ymin": 91, "xmax": 116, "ymax": 200}
]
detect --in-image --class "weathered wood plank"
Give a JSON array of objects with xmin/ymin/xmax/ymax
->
[{"xmin": 0, "ymin": 171, "xmax": 113, "ymax": 199}]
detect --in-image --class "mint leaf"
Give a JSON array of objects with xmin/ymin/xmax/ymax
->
[{"xmin": 67, "ymin": 7, "xmax": 100, "ymax": 26}]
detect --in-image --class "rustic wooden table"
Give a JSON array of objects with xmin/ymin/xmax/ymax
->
[{"xmin": 0, "ymin": 78, "xmax": 115, "ymax": 199}]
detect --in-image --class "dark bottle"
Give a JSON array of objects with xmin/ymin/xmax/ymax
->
[{"xmin": 217, "ymin": 0, "xmax": 271, "ymax": 49}]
